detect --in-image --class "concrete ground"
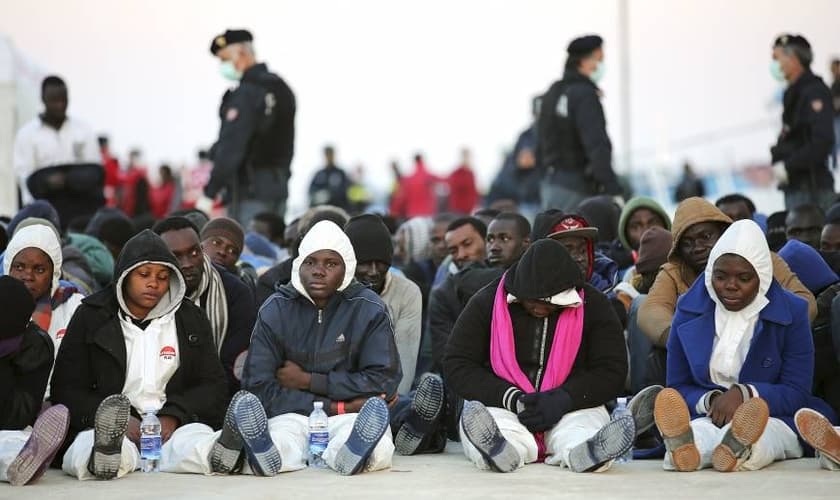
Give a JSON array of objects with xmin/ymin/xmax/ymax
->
[{"xmin": 4, "ymin": 443, "xmax": 836, "ymax": 499}]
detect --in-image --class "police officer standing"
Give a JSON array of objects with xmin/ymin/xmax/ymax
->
[
  {"xmin": 770, "ymin": 34, "xmax": 836, "ymax": 211},
  {"xmin": 537, "ymin": 34, "xmax": 621, "ymax": 211},
  {"xmin": 198, "ymin": 29, "xmax": 296, "ymax": 223}
]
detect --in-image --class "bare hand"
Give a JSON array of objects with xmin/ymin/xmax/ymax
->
[
  {"xmin": 276, "ymin": 360, "xmax": 312, "ymax": 391},
  {"xmin": 159, "ymin": 416, "xmax": 180, "ymax": 443},
  {"xmin": 126, "ymin": 416, "xmax": 141, "ymax": 445},
  {"xmin": 708, "ymin": 387, "xmax": 743, "ymax": 427}
]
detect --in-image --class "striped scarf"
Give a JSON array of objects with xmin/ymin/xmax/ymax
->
[
  {"xmin": 188, "ymin": 255, "xmax": 228, "ymax": 353},
  {"xmin": 31, "ymin": 282, "xmax": 80, "ymax": 332}
]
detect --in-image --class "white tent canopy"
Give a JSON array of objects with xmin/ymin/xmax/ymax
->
[{"xmin": 0, "ymin": 34, "xmax": 44, "ymax": 217}]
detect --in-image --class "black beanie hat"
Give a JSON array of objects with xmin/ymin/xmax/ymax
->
[
  {"xmin": 344, "ymin": 214, "xmax": 394, "ymax": 266},
  {"xmin": 506, "ymin": 239, "xmax": 583, "ymax": 300},
  {"xmin": 201, "ymin": 217, "xmax": 245, "ymax": 252},
  {"xmin": 0, "ymin": 276, "xmax": 36, "ymax": 339}
]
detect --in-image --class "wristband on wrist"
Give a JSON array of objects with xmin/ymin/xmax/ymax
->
[{"xmin": 337, "ymin": 401, "xmax": 345, "ymax": 415}]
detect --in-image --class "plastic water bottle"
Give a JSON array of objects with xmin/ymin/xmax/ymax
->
[
  {"xmin": 308, "ymin": 401, "xmax": 329, "ymax": 468},
  {"xmin": 611, "ymin": 397, "xmax": 633, "ymax": 463},
  {"xmin": 140, "ymin": 409, "xmax": 162, "ymax": 473}
]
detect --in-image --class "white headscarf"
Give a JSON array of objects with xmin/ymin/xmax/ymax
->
[
  {"xmin": 704, "ymin": 219, "xmax": 773, "ymax": 387},
  {"xmin": 291, "ymin": 220, "xmax": 357, "ymax": 305},
  {"xmin": 4, "ymin": 223, "xmax": 63, "ymax": 297}
]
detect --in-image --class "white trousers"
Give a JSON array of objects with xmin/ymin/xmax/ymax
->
[
  {"xmin": 460, "ymin": 406, "xmax": 610, "ymax": 471},
  {"xmin": 663, "ymin": 417, "xmax": 802, "ymax": 471},
  {"xmin": 161, "ymin": 412, "xmax": 394, "ymax": 475},
  {"xmin": 62, "ymin": 429, "xmax": 141, "ymax": 480},
  {"xmin": 0, "ymin": 430, "xmax": 30, "ymax": 482},
  {"xmin": 817, "ymin": 425, "xmax": 840, "ymax": 471}
]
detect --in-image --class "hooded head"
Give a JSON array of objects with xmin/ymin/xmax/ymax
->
[
  {"xmin": 669, "ymin": 197, "xmax": 732, "ymax": 278},
  {"xmin": 577, "ymin": 195, "xmax": 622, "ymax": 244},
  {"xmin": 7, "ymin": 200, "xmax": 62, "ymax": 238},
  {"xmin": 635, "ymin": 226, "xmax": 673, "ymax": 275},
  {"xmin": 505, "ymin": 239, "xmax": 583, "ymax": 316},
  {"xmin": 114, "ymin": 229, "xmax": 186, "ymax": 321},
  {"xmin": 4, "ymin": 221, "xmax": 63, "ymax": 300},
  {"xmin": 395, "ymin": 217, "xmax": 432, "ymax": 265},
  {"xmin": 778, "ymin": 239, "xmax": 839, "ymax": 294},
  {"xmin": 291, "ymin": 220, "xmax": 357, "ymax": 306},
  {"xmin": 705, "ymin": 220, "xmax": 772, "ymax": 315},
  {"xmin": 618, "ymin": 197, "xmax": 671, "ymax": 251},
  {"xmin": 345, "ymin": 214, "xmax": 393, "ymax": 295},
  {"xmin": 546, "ymin": 214, "xmax": 597, "ymax": 280}
]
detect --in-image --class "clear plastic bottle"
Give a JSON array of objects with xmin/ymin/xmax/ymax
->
[
  {"xmin": 308, "ymin": 401, "xmax": 329, "ymax": 468},
  {"xmin": 611, "ymin": 397, "xmax": 633, "ymax": 463},
  {"xmin": 140, "ymin": 408, "xmax": 162, "ymax": 473}
]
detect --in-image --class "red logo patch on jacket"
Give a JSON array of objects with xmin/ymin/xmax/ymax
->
[{"xmin": 160, "ymin": 346, "xmax": 176, "ymax": 360}]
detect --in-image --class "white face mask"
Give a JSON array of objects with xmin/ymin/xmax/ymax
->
[
  {"xmin": 220, "ymin": 60, "xmax": 243, "ymax": 81},
  {"xmin": 590, "ymin": 61, "xmax": 605, "ymax": 84}
]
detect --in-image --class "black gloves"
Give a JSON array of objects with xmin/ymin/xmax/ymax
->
[{"xmin": 517, "ymin": 387, "xmax": 573, "ymax": 432}]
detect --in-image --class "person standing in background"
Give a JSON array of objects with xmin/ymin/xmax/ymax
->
[
  {"xmin": 537, "ymin": 35, "xmax": 621, "ymax": 211},
  {"xmin": 770, "ymin": 34, "xmax": 835, "ymax": 211},
  {"xmin": 308, "ymin": 145, "xmax": 351, "ymax": 210},
  {"xmin": 13, "ymin": 76, "xmax": 100, "ymax": 206},
  {"xmin": 198, "ymin": 29, "xmax": 296, "ymax": 224},
  {"xmin": 99, "ymin": 136, "xmax": 120, "ymax": 208},
  {"xmin": 830, "ymin": 58, "xmax": 840, "ymax": 159},
  {"xmin": 447, "ymin": 148, "xmax": 479, "ymax": 215}
]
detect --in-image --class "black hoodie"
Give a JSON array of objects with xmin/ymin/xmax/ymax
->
[
  {"xmin": 444, "ymin": 239, "xmax": 626, "ymax": 414},
  {"xmin": 51, "ymin": 230, "xmax": 228, "ymax": 436}
]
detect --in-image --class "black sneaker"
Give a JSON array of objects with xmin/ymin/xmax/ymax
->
[
  {"xmin": 567, "ymin": 415, "xmax": 635, "ymax": 472},
  {"xmin": 460, "ymin": 401, "xmax": 521, "ymax": 473},
  {"xmin": 89, "ymin": 394, "xmax": 131, "ymax": 480},
  {"xmin": 333, "ymin": 397, "xmax": 390, "ymax": 475},
  {"xmin": 628, "ymin": 385, "xmax": 663, "ymax": 437},
  {"xmin": 209, "ymin": 390, "xmax": 248, "ymax": 474},
  {"xmin": 395, "ymin": 373, "xmax": 445, "ymax": 456},
  {"xmin": 233, "ymin": 392, "xmax": 282, "ymax": 476}
]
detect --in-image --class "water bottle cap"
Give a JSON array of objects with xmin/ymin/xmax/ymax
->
[
  {"xmin": 144, "ymin": 407, "xmax": 157, "ymax": 415},
  {"xmin": 617, "ymin": 397, "xmax": 627, "ymax": 405},
  {"xmin": 314, "ymin": 401, "xmax": 323, "ymax": 409}
]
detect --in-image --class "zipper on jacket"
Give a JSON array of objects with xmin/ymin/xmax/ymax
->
[
  {"xmin": 534, "ymin": 317, "xmax": 549, "ymax": 389},
  {"xmin": 318, "ymin": 309, "xmax": 323, "ymax": 324}
]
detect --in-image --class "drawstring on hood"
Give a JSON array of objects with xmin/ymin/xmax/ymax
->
[
  {"xmin": 114, "ymin": 230, "xmax": 186, "ymax": 321},
  {"xmin": 291, "ymin": 220, "xmax": 357, "ymax": 305}
]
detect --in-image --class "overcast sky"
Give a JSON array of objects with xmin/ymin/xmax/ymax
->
[{"xmin": 2, "ymin": 0, "xmax": 838, "ymax": 215}]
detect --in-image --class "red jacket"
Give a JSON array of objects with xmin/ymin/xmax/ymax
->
[
  {"xmin": 447, "ymin": 164, "xmax": 478, "ymax": 214},
  {"xmin": 390, "ymin": 161, "xmax": 439, "ymax": 218}
]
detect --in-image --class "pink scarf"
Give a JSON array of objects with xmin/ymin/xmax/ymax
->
[{"xmin": 490, "ymin": 274, "xmax": 584, "ymax": 460}]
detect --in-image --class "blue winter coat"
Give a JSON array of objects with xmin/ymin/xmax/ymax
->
[
  {"xmin": 667, "ymin": 277, "xmax": 838, "ymax": 433},
  {"xmin": 242, "ymin": 280, "xmax": 402, "ymax": 418}
]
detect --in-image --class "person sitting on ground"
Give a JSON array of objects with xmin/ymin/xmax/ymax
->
[
  {"xmin": 344, "ymin": 214, "xmax": 422, "ymax": 396},
  {"xmin": 766, "ymin": 210, "xmax": 789, "ymax": 252},
  {"xmin": 820, "ymin": 207, "xmax": 840, "ymax": 273},
  {"xmin": 254, "ymin": 206, "xmax": 350, "ymax": 306},
  {"xmin": 154, "ymin": 216, "xmax": 256, "ymax": 396},
  {"xmin": 651, "ymin": 219, "xmax": 837, "ymax": 472},
  {"xmin": 428, "ymin": 217, "xmax": 489, "ymax": 374},
  {"xmin": 786, "ymin": 203, "xmax": 825, "ymax": 250},
  {"xmin": 201, "ymin": 217, "xmax": 257, "ymax": 299},
  {"xmin": 778, "ymin": 239, "xmax": 840, "ymax": 416},
  {"xmin": 248, "ymin": 211, "xmax": 286, "ymax": 261},
  {"xmin": 624, "ymin": 226, "xmax": 673, "ymax": 394},
  {"xmin": 0, "ymin": 276, "xmax": 70, "ymax": 486},
  {"xmin": 192, "ymin": 220, "xmax": 400, "ymax": 476},
  {"xmin": 616, "ymin": 196, "xmax": 671, "ymax": 282},
  {"xmin": 50, "ymin": 229, "xmax": 227, "ymax": 481},
  {"xmin": 5, "ymin": 221, "xmax": 85, "ymax": 363},
  {"xmin": 85, "ymin": 208, "xmax": 136, "ymax": 262},
  {"xmin": 715, "ymin": 193, "xmax": 756, "ymax": 223},
  {"xmin": 639, "ymin": 197, "xmax": 815, "ymax": 354},
  {"xmin": 576, "ymin": 195, "xmax": 633, "ymax": 272},
  {"xmin": 444, "ymin": 239, "xmax": 635, "ymax": 473}
]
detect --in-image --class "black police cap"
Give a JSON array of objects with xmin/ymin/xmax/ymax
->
[
  {"xmin": 773, "ymin": 33, "xmax": 810, "ymax": 50},
  {"xmin": 210, "ymin": 29, "xmax": 253, "ymax": 55},
  {"xmin": 567, "ymin": 35, "xmax": 603, "ymax": 56}
]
